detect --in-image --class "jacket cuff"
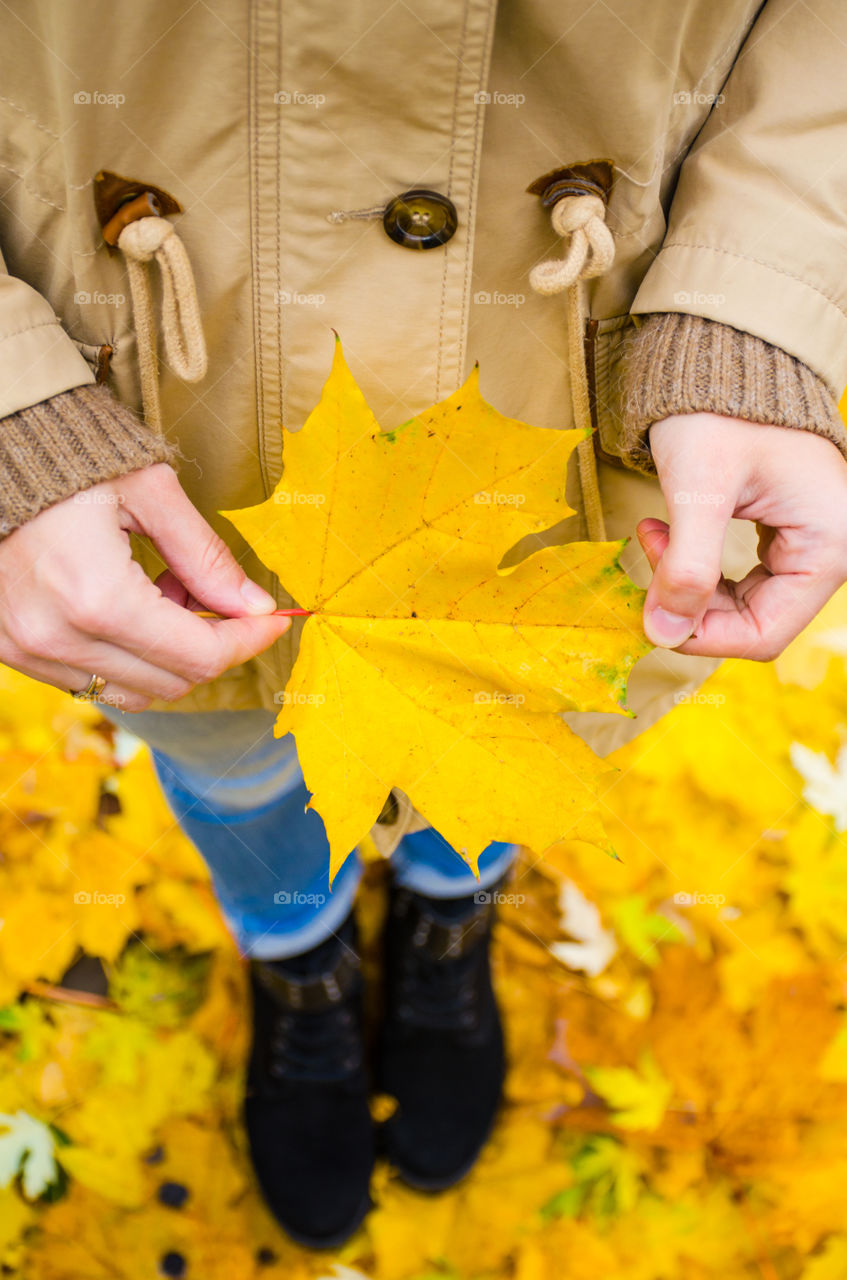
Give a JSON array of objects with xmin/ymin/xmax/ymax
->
[
  {"xmin": 619, "ymin": 312, "xmax": 847, "ymax": 475},
  {"xmin": 0, "ymin": 383, "xmax": 176, "ymax": 537}
]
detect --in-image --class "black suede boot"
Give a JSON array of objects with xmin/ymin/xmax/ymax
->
[
  {"xmin": 244, "ymin": 913, "xmax": 374, "ymax": 1248},
  {"xmin": 376, "ymin": 881, "xmax": 506, "ymax": 1189}
]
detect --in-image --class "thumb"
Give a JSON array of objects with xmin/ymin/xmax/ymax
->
[
  {"xmin": 126, "ymin": 466, "xmax": 277, "ymax": 617},
  {"xmin": 643, "ymin": 494, "xmax": 731, "ymax": 647}
]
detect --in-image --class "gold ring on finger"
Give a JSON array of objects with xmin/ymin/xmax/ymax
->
[{"xmin": 70, "ymin": 674, "xmax": 107, "ymax": 702}]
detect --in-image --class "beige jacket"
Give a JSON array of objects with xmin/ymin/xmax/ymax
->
[{"xmin": 1, "ymin": 0, "xmax": 846, "ymax": 755}]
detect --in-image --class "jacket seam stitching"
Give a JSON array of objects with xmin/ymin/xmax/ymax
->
[
  {"xmin": 0, "ymin": 318, "xmax": 68, "ymax": 343},
  {"xmin": 459, "ymin": 0, "xmax": 496, "ymax": 389},
  {"xmin": 276, "ymin": 0, "xmax": 284, "ymax": 455},
  {"xmin": 0, "ymin": 161, "xmax": 66, "ymax": 211},
  {"xmin": 0, "ymin": 93, "xmax": 59, "ymax": 139},
  {"xmin": 248, "ymin": 0, "xmax": 268, "ymax": 492},
  {"xmin": 435, "ymin": 0, "xmax": 471, "ymax": 401},
  {"xmin": 656, "ymin": 241, "xmax": 847, "ymax": 322}
]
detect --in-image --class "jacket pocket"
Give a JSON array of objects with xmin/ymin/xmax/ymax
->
[
  {"xmin": 0, "ymin": 95, "xmax": 66, "ymax": 213},
  {"xmin": 586, "ymin": 314, "xmax": 635, "ymax": 468}
]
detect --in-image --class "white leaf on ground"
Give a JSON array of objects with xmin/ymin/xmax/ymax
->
[
  {"xmin": 550, "ymin": 879, "xmax": 618, "ymax": 976},
  {"xmin": 0, "ymin": 1110, "xmax": 58, "ymax": 1199},
  {"xmin": 790, "ymin": 741, "xmax": 847, "ymax": 831}
]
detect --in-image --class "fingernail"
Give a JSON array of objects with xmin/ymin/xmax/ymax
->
[
  {"xmin": 240, "ymin": 579, "xmax": 277, "ymax": 614},
  {"xmin": 644, "ymin": 606, "xmax": 696, "ymax": 648}
]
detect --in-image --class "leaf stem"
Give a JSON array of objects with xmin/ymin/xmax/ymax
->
[{"xmin": 194, "ymin": 608, "xmax": 313, "ymax": 619}]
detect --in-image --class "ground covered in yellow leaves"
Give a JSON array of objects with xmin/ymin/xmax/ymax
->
[{"xmin": 3, "ymin": 601, "xmax": 847, "ymax": 1278}]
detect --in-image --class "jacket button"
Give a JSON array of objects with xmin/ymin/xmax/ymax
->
[{"xmin": 383, "ymin": 189, "xmax": 458, "ymax": 250}]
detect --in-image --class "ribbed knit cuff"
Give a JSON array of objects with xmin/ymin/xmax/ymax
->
[
  {"xmin": 620, "ymin": 312, "xmax": 847, "ymax": 474},
  {"xmin": 0, "ymin": 384, "xmax": 175, "ymax": 537}
]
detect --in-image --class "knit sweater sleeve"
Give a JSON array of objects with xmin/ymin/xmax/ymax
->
[
  {"xmin": 0, "ymin": 383, "xmax": 175, "ymax": 537},
  {"xmin": 619, "ymin": 312, "xmax": 847, "ymax": 475}
]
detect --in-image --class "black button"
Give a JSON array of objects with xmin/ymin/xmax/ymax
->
[{"xmin": 383, "ymin": 189, "xmax": 458, "ymax": 250}]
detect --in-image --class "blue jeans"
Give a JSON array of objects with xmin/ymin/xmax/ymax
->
[{"xmin": 102, "ymin": 709, "xmax": 518, "ymax": 959}]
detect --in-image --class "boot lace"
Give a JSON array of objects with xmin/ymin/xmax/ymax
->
[
  {"xmin": 395, "ymin": 948, "xmax": 480, "ymax": 1031},
  {"xmin": 268, "ymin": 1001, "xmax": 362, "ymax": 1083}
]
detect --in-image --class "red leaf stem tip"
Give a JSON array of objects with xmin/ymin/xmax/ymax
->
[{"xmin": 194, "ymin": 607, "xmax": 313, "ymax": 620}]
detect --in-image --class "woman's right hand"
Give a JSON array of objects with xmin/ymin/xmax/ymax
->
[{"xmin": 0, "ymin": 463, "xmax": 291, "ymax": 710}]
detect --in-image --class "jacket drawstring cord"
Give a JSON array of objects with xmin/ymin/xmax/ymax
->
[
  {"xmin": 529, "ymin": 193, "xmax": 614, "ymax": 542},
  {"xmin": 116, "ymin": 217, "xmax": 208, "ymax": 432}
]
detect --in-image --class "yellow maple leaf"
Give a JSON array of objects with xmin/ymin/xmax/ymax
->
[
  {"xmin": 0, "ymin": 888, "xmax": 77, "ymax": 988},
  {"xmin": 55, "ymin": 1145, "xmax": 148, "ymax": 1208},
  {"xmin": 224, "ymin": 341, "xmax": 648, "ymax": 880},
  {"xmin": 584, "ymin": 1049, "xmax": 673, "ymax": 1131}
]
